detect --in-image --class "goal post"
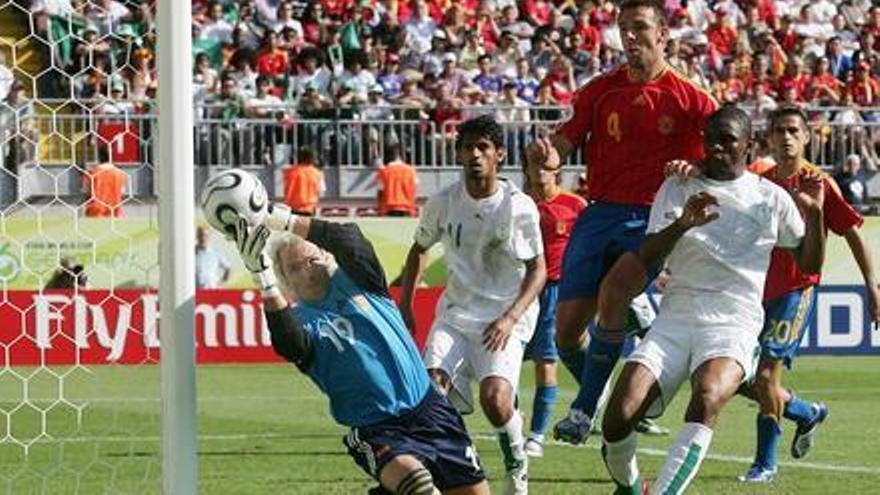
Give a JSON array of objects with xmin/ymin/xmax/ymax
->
[{"xmin": 157, "ymin": 0, "xmax": 198, "ymax": 493}]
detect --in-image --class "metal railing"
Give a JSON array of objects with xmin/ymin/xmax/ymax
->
[{"xmin": 5, "ymin": 101, "xmax": 880, "ymax": 171}]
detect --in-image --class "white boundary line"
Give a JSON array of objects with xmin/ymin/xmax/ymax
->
[{"xmin": 21, "ymin": 431, "xmax": 880, "ymax": 476}]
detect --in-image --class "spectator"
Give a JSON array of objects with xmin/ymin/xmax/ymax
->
[
  {"xmin": 827, "ymin": 36, "xmax": 854, "ymax": 80},
  {"xmin": 377, "ymin": 52, "xmax": 404, "ymax": 99},
  {"xmin": 458, "ymin": 30, "xmax": 487, "ymax": 74},
  {"xmin": 83, "ymin": 146, "xmax": 127, "ymax": 218},
  {"xmin": 834, "ymin": 154, "xmax": 872, "ymax": 214},
  {"xmin": 496, "ymin": 80, "xmax": 530, "ymax": 124},
  {"xmin": 195, "ymin": 225, "xmax": 231, "ymax": 289},
  {"xmin": 201, "ymin": 1, "xmax": 235, "ymax": 44},
  {"xmin": 404, "ymin": 0, "xmax": 437, "ymax": 55},
  {"xmin": 376, "ymin": 144, "xmax": 418, "ymax": 216},
  {"xmin": 255, "ymin": 31, "xmax": 289, "ymax": 86},
  {"xmin": 706, "ymin": 5, "xmax": 738, "ymax": 57},
  {"xmin": 338, "ymin": 51, "xmax": 377, "ymax": 100},
  {"xmin": 45, "ymin": 257, "xmax": 88, "ymax": 290},
  {"xmin": 289, "ymin": 48, "xmax": 332, "ymax": 102},
  {"xmin": 473, "ymin": 54, "xmax": 502, "ymax": 95},
  {"xmin": 848, "ymin": 61, "xmax": 880, "ymax": 109},
  {"xmin": 234, "ymin": 1, "xmax": 265, "ymax": 51},
  {"xmin": 282, "ymin": 146, "xmax": 324, "ymax": 216},
  {"xmin": 514, "ymin": 57, "xmax": 540, "ymax": 103},
  {"xmin": 271, "ymin": 1, "xmax": 304, "ymax": 38}
]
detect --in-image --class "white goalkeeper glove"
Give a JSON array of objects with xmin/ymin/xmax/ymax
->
[
  {"xmin": 265, "ymin": 202, "xmax": 299, "ymax": 232},
  {"xmin": 235, "ymin": 218, "xmax": 281, "ymax": 299}
]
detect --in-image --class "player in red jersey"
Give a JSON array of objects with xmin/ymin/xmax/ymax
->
[
  {"xmin": 738, "ymin": 106, "xmax": 880, "ymax": 483},
  {"xmin": 525, "ymin": 0, "xmax": 717, "ymax": 444},
  {"xmin": 520, "ymin": 142, "xmax": 587, "ymax": 457}
]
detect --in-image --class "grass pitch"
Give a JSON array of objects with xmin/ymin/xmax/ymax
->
[{"xmin": 1, "ymin": 356, "xmax": 878, "ymax": 494}]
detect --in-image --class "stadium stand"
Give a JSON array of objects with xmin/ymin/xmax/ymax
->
[{"xmin": 1, "ymin": 0, "xmax": 879, "ymax": 213}]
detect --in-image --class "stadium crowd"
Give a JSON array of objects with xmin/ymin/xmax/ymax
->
[
  {"xmin": 24, "ymin": 0, "xmax": 880, "ymax": 130},
  {"xmin": 2, "ymin": 0, "xmax": 875, "ymax": 210}
]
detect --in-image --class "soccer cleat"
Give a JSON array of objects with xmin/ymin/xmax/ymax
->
[
  {"xmin": 737, "ymin": 464, "xmax": 778, "ymax": 483},
  {"xmin": 553, "ymin": 409, "xmax": 593, "ymax": 445},
  {"xmin": 524, "ymin": 438, "xmax": 544, "ymax": 458},
  {"xmin": 791, "ymin": 402, "xmax": 829, "ymax": 459},
  {"xmin": 635, "ymin": 418, "xmax": 670, "ymax": 436},
  {"xmin": 504, "ymin": 461, "xmax": 528, "ymax": 495}
]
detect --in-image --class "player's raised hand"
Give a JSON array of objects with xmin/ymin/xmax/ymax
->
[
  {"xmin": 678, "ymin": 192, "xmax": 720, "ymax": 228},
  {"xmin": 264, "ymin": 202, "xmax": 296, "ymax": 232},
  {"xmin": 482, "ymin": 313, "xmax": 516, "ymax": 352},
  {"xmin": 235, "ymin": 218, "xmax": 272, "ymax": 274},
  {"xmin": 525, "ymin": 137, "xmax": 560, "ymax": 169},
  {"xmin": 793, "ymin": 170, "xmax": 825, "ymax": 212},
  {"xmin": 664, "ymin": 159, "xmax": 701, "ymax": 178}
]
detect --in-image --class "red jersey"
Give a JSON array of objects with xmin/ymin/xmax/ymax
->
[
  {"xmin": 537, "ymin": 191, "xmax": 587, "ymax": 281},
  {"xmin": 557, "ymin": 65, "xmax": 716, "ymax": 206},
  {"xmin": 762, "ymin": 162, "xmax": 864, "ymax": 301}
]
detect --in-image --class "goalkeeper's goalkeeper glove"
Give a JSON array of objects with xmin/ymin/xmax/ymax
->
[
  {"xmin": 235, "ymin": 218, "xmax": 282, "ymax": 299},
  {"xmin": 265, "ymin": 202, "xmax": 299, "ymax": 232}
]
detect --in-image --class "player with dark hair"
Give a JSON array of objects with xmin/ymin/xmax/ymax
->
[
  {"xmin": 736, "ymin": 105, "xmax": 880, "ymax": 483},
  {"xmin": 600, "ymin": 105, "xmax": 826, "ymax": 494},
  {"xmin": 230, "ymin": 206, "xmax": 490, "ymax": 495},
  {"xmin": 524, "ymin": 0, "xmax": 717, "ymax": 444},
  {"xmin": 400, "ymin": 115, "xmax": 546, "ymax": 495}
]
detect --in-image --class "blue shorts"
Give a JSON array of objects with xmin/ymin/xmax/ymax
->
[
  {"xmin": 525, "ymin": 282, "xmax": 559, "ymax": 362},
  {"xmin": 558, "ymin": 202, "xmax": 653, "ymax": 301},
  {"xmin": 344, "ymin": 387, "xmax": 485, "ymax": 491},
  {"xmin": 759, "ymin": 286, "xmax": 817, "ymax": 368}
]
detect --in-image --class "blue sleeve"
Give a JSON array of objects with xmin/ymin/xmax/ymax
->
[{"xmin": 307, "ymin": 219, "xmax": 390, "ymax": 296}]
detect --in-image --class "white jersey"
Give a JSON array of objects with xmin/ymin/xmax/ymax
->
[
  {"xmin": 415, "ymin": 178, "xmax": 543, "ymax": 338},
  {"xmin": 647, "ymin": 173, "xmax": 804, "ymax": 334}
]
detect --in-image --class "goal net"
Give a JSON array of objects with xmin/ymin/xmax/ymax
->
[{"xmin": 0, "ymin": 1, "xmax": 163, "ymax": 491}]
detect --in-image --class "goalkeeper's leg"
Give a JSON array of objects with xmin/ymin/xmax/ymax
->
[{"xmin": 380, "ymin": 456, "xmax": 440, "ymax": 495}]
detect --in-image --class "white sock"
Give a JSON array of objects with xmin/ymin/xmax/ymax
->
[
  {"xmin": 603, "ymin": 430, "xmax": 640, "ymax": 487},
  {"xmin": 497, "ymin": 411, "xmax": 527, "ymax": 473},
  {"xmin": 651, "ymin": 422, "xmax": 713, "ymax": 495}
]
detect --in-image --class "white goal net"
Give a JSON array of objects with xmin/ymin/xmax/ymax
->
[{"xmin": 0, "ymin": 1, "xmax": 163, "ymax": 492}]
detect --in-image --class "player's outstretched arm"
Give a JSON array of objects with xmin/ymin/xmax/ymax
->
[
  {"xmin": 234, "ymin": 219, "xmax": 314, "ymax": 370},
  {"xmin": 842, "ymin": 227, "xmax": 880, "ymax": 326},
  {"xmin": 640, "ymin": 192, "xmax": 720, "ymax": 270},
  {"xmin": 398, "ymin": 242, "xmax": 430, "ymax": 333}
]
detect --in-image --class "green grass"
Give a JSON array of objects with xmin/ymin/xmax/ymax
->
[{"xmin": 1, "ymin": 357, "xmax": 878, "ymax": 494}]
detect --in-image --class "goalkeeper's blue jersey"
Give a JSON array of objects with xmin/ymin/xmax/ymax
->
[{"xmin": 291, "ymin": 268, "xmax": 431, "ymax": 427}]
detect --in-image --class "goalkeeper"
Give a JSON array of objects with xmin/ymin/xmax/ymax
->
[{"xmin": 232, "ymin": 206, "xmax": 488, "ymax": 495}]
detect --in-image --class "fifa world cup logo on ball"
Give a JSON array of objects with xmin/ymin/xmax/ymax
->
[{"xmin": 200, "ymin": 169, "xmax": 269, "ymax": 238}]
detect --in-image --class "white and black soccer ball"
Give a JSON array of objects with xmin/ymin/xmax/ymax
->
[{"xmin": 200, "ymin": 169, "xmax": 269, "ymax": 239}]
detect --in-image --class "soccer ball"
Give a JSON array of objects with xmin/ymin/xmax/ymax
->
[{"xmin": 200, "ymin": 169, "xmax": 269, "ymax": 238}]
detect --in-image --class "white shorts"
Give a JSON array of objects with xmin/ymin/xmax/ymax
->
[
  {"xmin": 423, "ymin": 320, "xmax": 528, "ymax": 414},
  {"xmin": 627, "ymin": 317, "xmax": 761, "ymax": 418}
]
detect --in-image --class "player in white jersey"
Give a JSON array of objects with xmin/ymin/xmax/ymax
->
[
  {"xmin": 596, "ymin": 106, "xmax": 827, "ymax": 495},
  {"xmin": 400, "ymin": 115, "xmax": 546, "ymax": 495}
]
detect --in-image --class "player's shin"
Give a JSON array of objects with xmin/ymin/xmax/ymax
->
[
  {"xmin": 753, "ymin": 414, "xmax": 782, "ymax": 470},
  {"xmin": 602, "ymin": 430, "xmax": 642, "ymax": 491},
  {"xmin": 497, "ymin": 411, "xmax": 527, "ymax": 472},
  {"xmin": 651, "ymin": 422, "xmax": 713, "ymax": 495},
  {"xmin": 573, "ymin": 328, "xmax": 625, "ymax": 416},
  {"xmin": 529, "ymin": 384, "xmax": 558, "ymax": 442},
  {"xmin": 783, "ymin": 393, "xmax": 820, "ymax": 424},
  {"xmin": 558, "ymin": 346, "xmax": 587, "ymax": 384}
]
